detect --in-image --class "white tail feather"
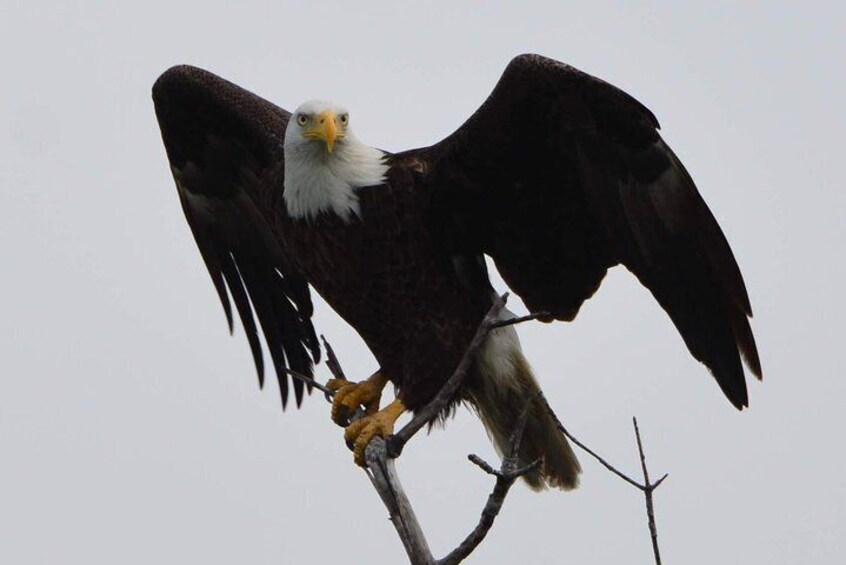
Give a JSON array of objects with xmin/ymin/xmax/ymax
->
[{"xmin": 469, "ymin": 311, "xmax": 581, "ymax": 490}]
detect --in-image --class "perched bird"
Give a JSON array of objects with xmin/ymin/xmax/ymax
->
[{"xmin": 153, "ymin": 54, "xmax": 760, "ymax": 490}]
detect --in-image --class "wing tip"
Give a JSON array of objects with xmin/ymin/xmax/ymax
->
[
  {"xmin": 256, "ymin": 363, "xmax": 265, "ymax": 389},
  {"xmin": 152, "ymin": 64, "xmax": 208, "ymax": 98},
  {"xmin": 728, "ymin": 388, "xmax": 750, "ymax": 411}
]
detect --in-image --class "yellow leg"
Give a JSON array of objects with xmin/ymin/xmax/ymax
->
[
  {"xmin": 326, "ymin": 371, "xmax": 389, "ymax": 427},
  {"xmin": 344, "ymin": 398, "xmax": 406, "ymax": 466}
]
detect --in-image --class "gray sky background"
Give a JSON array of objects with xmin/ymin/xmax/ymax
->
[{"xmin": 1, "ymin": 1, "xmax": 843, "ymax": 563}]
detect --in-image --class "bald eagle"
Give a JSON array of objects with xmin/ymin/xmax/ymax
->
[{"xmin": 153, "ymin": 54, "xmax": 761, "ymax": 490}]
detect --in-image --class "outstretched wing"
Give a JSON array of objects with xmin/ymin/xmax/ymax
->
[
  {"xmin": 153, "ymin": 65, "xmax": 319, "ymax": 408},
  {"xmin": 417, "ymin": 54, "xmax": 761, "ymax": 409}
]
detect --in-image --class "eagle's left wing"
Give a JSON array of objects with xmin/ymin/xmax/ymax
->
[
  {"xmin": 411, "ymin": 54, "xmax": 760, "ymax": 409},
  {"xmin": 153, "ymin": 66, "xmax": 319, "ymax": 408}
]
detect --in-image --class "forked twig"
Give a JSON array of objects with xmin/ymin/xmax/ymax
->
[
  {"xmin": 437, "ymin": 401, "xmax": 540, "ymax": 565},
  {"xmin": 634, "ymin": 417, "xmax": 666, "ymax": 565},
  {"xmin": 541, "ymin": 390, "xmax": 667, "ymax": 565}
]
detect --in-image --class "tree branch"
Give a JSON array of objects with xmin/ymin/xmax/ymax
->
[
  {"xmin": 313, "ymin": 301, "xmax": 668, "ymax": 564},
  {"xmin": 320, "ymin": 334, "xmax": 348, "ymax": 382},
  {"xmin": 487, "ymin": 310, "xmax": 551, "ymax": 328},
  {"xmin": 317, "ymin": 297, "xmax": 513, "ymax": 563},
  {"xmin": 282, "ymin": 368, "xmax": 334, "ymax": 397},
  {"xmin": 318, "ymin": 338, "xmax": 434, "ymax": 564},
  {"xmin": 363, "ymin": 439, "xmax": 434, "ymax": 564},
  {"xmin": 437, "ymin": 401, "xmax": 540, "ymax": 565},
  {"xmin": 540, "ymin": 391, "xmax": 644, "ymax": 489},
  {"xmin": 541, "ymin": 390, "xmax": 667, "ymax": 565},
  {"xmin": 634, "ymin": 417, "xmax": 666, "ymax": 565},
  {"xmin": 387, "ymin": 294, "xmax": 508, "ymax": 458}
]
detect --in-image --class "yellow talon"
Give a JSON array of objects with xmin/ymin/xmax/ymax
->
[
  {"xmin": 327, "ymin": 372, "xmax": 389, "ymax": 427},
  {"xmin": 344, "ymin": 398, "xmax": 406, "ymax": 466}
]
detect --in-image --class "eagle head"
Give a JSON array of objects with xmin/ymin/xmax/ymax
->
[
  {"xmin": 283, "ymin": 100, "xmax": 388, "ymax": 222},
  {"xmin": 285, "ymin": 100, "xmax": 350, "ymax": 154}
]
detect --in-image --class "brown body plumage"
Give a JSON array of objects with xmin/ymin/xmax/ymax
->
[{"xmin": 278, "ymin": 166, "xmax": 481, "ymax": 410}]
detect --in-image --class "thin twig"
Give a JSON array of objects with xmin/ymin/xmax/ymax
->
[
  {"xmin": 282, "ymin": 368, "xmax": 334, "ymax": 396},
  {"xmin": 541, "ymin": 393, "xmax": 668, "ymax": 563},
  {"xmin": 488, "ymin": 310, "xmax": 552, "ymax": 328},
  {"xmin": 320, "ymin": 334, "xmax": 347, "ymax": 382},
  {"xmin": 539, "ymin": 391, "xmax": 645, "ymax": 490},
  {"xmin": 467, "ymin": 454, "xmax": 499, "ymax": 476},
  {"xmin": 634, "ymin": 417, "xmax": 664, "ymax": 565}
]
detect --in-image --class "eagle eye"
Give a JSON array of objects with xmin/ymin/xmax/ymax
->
[
  {"xmin": 296, "ymin": 113, "xmax": 309, "ymax": 126},
  {"xmin": 340, "ymin": 113, "xmax": 349, "ymax": 125}
]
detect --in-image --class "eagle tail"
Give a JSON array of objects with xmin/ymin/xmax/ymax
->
[{"xmin": 469, "ymin": 313, "xmax": 581, "ymax": 490}]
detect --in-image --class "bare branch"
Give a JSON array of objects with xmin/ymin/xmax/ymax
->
[
  {"xmin": 320, "ymin": 334, "xmax": 347, "ymax": 382},
  {"xmin": 318, "ymin": 325, "xmax": 539, "ymax": 565},
  {"xmin": 487, "ymin": 310, "xmax": 551, "ymax": 328},
  {"xmin": 319, "ymin": 338, "xmax": 433, "ymax": 563},
  {"xmin": 282, "ymin": 368, "xmax": 334, "ymax": 397},
  {"xmin": 539, "ymin": 391, "xmax": 645, "ymax": 490},
  {"xmin": 363, "ymin": 439, "xmax": 434, "ymax": 565},
  {"xmin": 437, "ymin": 474, "xmax": 511, "ymax": 565},
  {"xmin": 467, "ymin": 454, "xmax": 499, "ymax": 476},
  {"xmin": 353, "ymin": 295, "xmax": 511, "ymax": 563},
  {"xmin": 437, "ymin": 400, "xmax": 539, "ymax": 565},
  {"xmin": 387, "ymin": 294, "xmax": 508, "ymax": 458},
  {"xmin": 509, "ymin": 458, "xmax": 543, "ymax": 479},
  {"xmin": 540, "ymin": 391, "xmax": 668, "ymax": 564},
  {"xmin": 634, "ymin": 417, "xmax": 664, "ymax": 565},
  {"xmin": 314, "ymin": 313, "xmax": 668, "ymax": 565}
]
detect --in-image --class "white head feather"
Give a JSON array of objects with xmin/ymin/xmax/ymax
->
[{"xmin": 283, "ymin": 100, "xmax": 388, "ymax": 221}]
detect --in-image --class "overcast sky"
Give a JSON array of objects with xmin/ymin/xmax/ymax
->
[{"xmin": 1, "ymin": 1, "xmax": 844, "ymax": 563}]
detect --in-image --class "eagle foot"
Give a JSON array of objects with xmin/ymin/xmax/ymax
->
[
  {"xmin": 344, "ymin": 398, "xmax": 406, "ymax": 466},
  {"xmin": 327, "ymin": 371, "xmax": 388, "ymax": 427}
]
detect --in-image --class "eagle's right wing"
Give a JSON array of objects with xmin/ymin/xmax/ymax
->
[{"xmin": 153, "ymin": 66, "xmax": 319, "ymax": 408}]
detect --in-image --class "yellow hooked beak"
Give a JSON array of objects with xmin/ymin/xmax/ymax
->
[{"xmin": 304, "ymin": 110, "xmax": 339, "ymax": 153}]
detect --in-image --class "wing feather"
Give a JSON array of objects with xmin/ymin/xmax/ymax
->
[
  {"xmin": 418, "ymin": 54, "xmax": 761, "ymax": 408},
  {"xmin": 153, "ymin": 65, "xmax": 319, "ymax": 408}
]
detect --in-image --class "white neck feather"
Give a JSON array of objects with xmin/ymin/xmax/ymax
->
[{"xmin": 283, "ymin": 133, "xmax": 388, "ymax": 222}]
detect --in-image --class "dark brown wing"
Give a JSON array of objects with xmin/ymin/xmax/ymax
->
[
  {"xmin": 416, "ymin": 54, "xmax": 761, "ymax": 408},
  {"xmin": 153, "ymin": 65, "xmax": 319, "ymax": 409}
]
